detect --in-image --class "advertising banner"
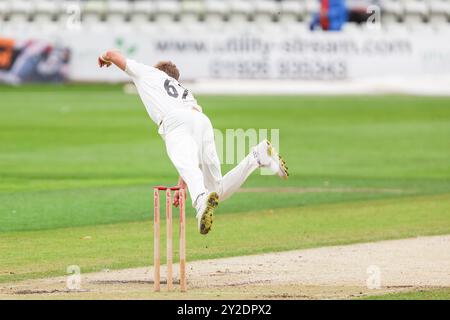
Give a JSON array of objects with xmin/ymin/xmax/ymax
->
[
  {"xmin": 0, "ymin": 37, "xmax": 71, "ymax": 84},
  {"xmin": 2, "ymin": 27, "xmax": 450, "ymax": 83}
]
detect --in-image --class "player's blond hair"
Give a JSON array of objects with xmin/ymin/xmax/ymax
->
[{"xmin": 154, "ymin": 61, "xmax": 180, "ymax": 80}]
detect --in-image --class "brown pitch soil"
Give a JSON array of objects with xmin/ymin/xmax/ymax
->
[{"xmin": 1, "ymin": 235, "xmax": 449, "ymax": 300}]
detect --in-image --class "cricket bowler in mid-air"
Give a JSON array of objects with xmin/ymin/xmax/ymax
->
[{"xmin": 98, "ymin": 51, "xmax": 289, "ymax": 235}]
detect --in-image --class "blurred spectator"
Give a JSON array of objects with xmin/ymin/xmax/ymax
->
[{"xmin": 310, "ymin": 0, "xmax": 348, "ymax": 31}]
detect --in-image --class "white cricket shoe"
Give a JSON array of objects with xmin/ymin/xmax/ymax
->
[
  {"xmin": 195, "ymin": 192, "xmax": 219, "ymax": 235},
  {"xmin": 253, "ymin": 140, "xmax": 289, "ymax": 179}
]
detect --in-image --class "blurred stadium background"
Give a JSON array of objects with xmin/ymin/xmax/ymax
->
[{"xmin": 0, "ymin": 0, "xmax": 449, "ymax": 95}]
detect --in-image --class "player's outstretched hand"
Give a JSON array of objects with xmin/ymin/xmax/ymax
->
[
  {"xmin": 173, "ymin": 188, "xmax": 187, "ymax": 208},
  {"xmin": 98, "ymin": 55, "xmax": 112, "ymax": 68}
]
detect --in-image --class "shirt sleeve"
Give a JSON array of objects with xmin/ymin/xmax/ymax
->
[
  {"xmin": 125, "ymin": 59, "xmax": 143, "ymax": 78},
  {"xmin": 125, "ymin": 59, "xmax": 159, "ymax": 79}
]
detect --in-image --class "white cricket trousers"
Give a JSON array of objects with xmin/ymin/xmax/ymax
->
[{"xmin": 160, "ymin": 108, "xmax": 259, "ymax": 208}]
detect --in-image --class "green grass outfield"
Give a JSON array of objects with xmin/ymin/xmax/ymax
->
[
  {"xmin": 361, "ymin": 287, "xmax": 450, "ymax": 300},
  {"xmin": 1, "ymin": 84, "xmax": 450, "ymax": 284}
]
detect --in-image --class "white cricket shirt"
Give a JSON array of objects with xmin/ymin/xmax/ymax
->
[{"xmin": 125, "ymin": 59, "xmax": 200, "ymax": 126}]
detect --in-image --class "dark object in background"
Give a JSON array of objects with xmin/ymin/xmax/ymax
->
[{"xmin": 348, "ymin": 7, "xmax": 373, "ymax": 24}]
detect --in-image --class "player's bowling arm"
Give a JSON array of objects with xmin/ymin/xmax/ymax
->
[
  {"xmin": 177, "ymin": 176, "xmax": 187, "ymax": 189},
  {"xmin": 173, "ymin": 177, "xmax": 187, "ymax": 207},
  {"xmin": 98, "ymin": 50, "xmax": 126, "ymax": 71}
]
